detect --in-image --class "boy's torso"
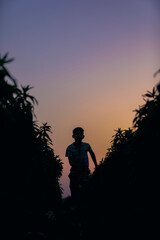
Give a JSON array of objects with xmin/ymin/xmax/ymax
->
[{"xmin": 66, "ymin": 142, "xmax": 91, "ymax": 168}]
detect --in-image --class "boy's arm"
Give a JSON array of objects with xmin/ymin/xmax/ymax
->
[
  {"xmin": 66, "ymin": 147, "xmax": 74, "ymax": 166},
  {"xmin": 68, "ymin": 156, "xmax": 74, "ymax": 166},
  {"xmin": 89, "ymin": 148, "xmax": 98, "ymax": 169}
]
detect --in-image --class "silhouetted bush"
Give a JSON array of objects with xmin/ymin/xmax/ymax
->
[{"xmin": 0, "ymin": 54, "xmax": 63, "ymax": 237}]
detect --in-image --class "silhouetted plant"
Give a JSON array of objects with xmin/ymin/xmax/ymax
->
[
  {"xmin": 106, "ymin": 127, "xmax": 134, "ymax": 157},
  {"xmin": 0, "ymin": 53, "xmax": 63, "ymax": 237}
]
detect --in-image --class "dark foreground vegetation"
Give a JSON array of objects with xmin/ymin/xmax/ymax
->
[
  {"xmin": 0, "ymin": 54, "xmax": 63, "ymax": 239},
  {"xmin": 0, "ymin": 54, "xmax": 160, "ymax": 239}
]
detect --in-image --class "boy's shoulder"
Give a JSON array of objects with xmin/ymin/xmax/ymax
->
[
  {"xmin": 67, "ymin": 142, "xmax": 75, "ymax": 147},
  {"xmin": 82, "ymin": 142, "xmax": 90, "ymax": 147},
  {"xmin": 66, "ymin": 143, "xmax": 75, "ymax": 151},
  {"xmin": 82, "ymin": 142, "xmax": 92, "ymax": 151},
  {"xmin": 66, "ymin": 142, "xmax": 91, "ymax": 150}
]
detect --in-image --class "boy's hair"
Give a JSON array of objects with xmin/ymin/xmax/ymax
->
[{"xmin": 72, "ymin": 127, "xmax": 84, "ymax": 135}]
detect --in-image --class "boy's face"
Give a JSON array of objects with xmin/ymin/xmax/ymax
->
[{"xmin": 73, "ymin": 130, "xmax": 84, "ymax": 142}]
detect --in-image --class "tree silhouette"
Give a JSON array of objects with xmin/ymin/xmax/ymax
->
[{"xmin": 0, "ymin": 53, "xmax": 63, "ymax": 237}]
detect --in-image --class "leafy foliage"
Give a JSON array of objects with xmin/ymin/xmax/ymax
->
[{"xmin": 0, "ymin": 54, "xmax": 63, "ymax": 236}]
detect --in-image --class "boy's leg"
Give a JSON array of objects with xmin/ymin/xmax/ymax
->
[
  {"xmin": 69, "ymin": 173, "xmax": 80, "ymax": 200},
  {"xmin": 79, "ymin": 168, "xmax": 90, "ymax": 187},
  {"xmin": 70, "ymin": 180, "xmax": 78, "ymax": 199},
  {"xmin": 69, "ymin": 168, "xmax": 90, "ymax": 199}
]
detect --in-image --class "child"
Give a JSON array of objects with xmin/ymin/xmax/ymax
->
[{"xmin": 65, "ymin": 127, "xmax": 98, "ymax": 198}]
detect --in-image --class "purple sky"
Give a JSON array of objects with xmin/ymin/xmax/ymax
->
[{"xmin": 1, "ymin": 0, "xmax": 160, "ymax": 197}]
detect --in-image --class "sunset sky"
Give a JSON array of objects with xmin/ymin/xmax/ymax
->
[{"xmin": 1, "ymin": 0, "xmax": 160, "ymax": 197}]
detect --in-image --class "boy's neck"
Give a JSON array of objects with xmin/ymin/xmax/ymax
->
[{"xmin": 74, "ymin": 141, "xmax": 82, "ymax": 146}]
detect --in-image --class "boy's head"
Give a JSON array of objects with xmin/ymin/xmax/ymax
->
[{"xmin": 72, "ymin": 127, "xmax": 84, "ymax": 142}]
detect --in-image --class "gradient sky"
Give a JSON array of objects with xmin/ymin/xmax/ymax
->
[{"xmin": 1, "ymin": 0, "xmax": 160, "ymax": 197}]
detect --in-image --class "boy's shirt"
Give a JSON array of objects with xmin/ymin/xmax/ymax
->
[{"xmin": 65, "ymin": 142, "xmax": 92, "ymax": 168}]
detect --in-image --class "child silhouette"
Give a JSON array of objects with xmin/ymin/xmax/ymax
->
[{"xmin": 65, "ymin": 127, "xmax": 98, "ymax": 198}]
